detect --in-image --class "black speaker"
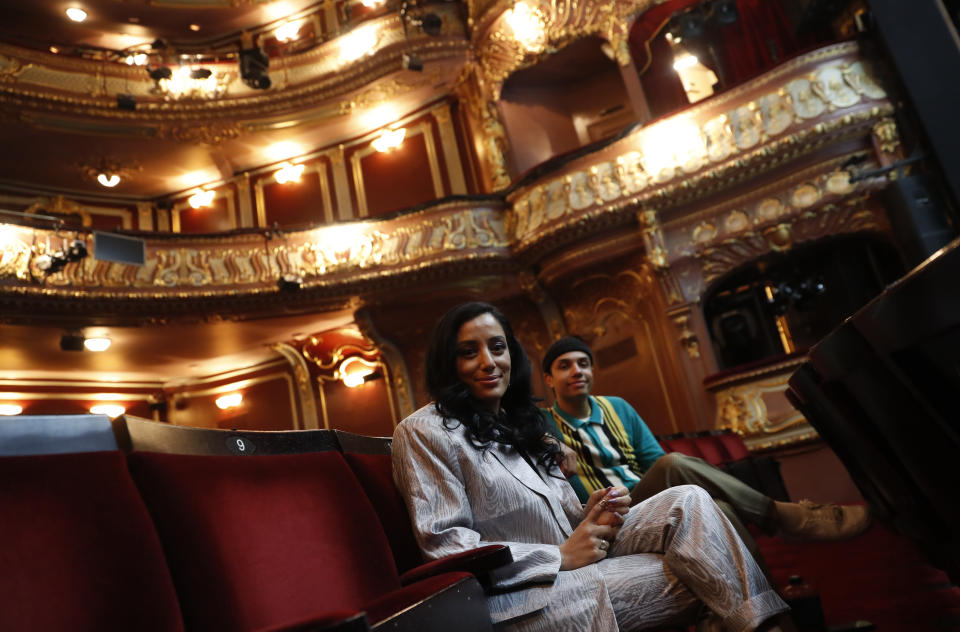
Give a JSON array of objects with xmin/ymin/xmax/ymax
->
[
  {"xmin": 93, "ymin": 232, "xmax": 146, "ymax": 266},
  {"xmin": 882, "ymin": 174, "xmax": 956, "ymax": 266}
]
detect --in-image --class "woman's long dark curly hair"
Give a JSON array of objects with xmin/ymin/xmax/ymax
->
[{"xmin": 425, "ymin": 302, "xmax": 560, "ymax": 472}]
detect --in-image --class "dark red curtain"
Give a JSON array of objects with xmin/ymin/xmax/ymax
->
[{"xmin": 712, "ymin": 0, "xmax": 798, "ymax": 86}]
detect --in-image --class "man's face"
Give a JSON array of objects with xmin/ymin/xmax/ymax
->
[{"xmin": 545, "ymin": 350, "xmax": 593, "ymax": 401}]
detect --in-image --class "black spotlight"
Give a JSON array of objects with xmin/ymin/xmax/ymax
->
[
  {"xmin": 190, "ymin": 67, "xmax": 212, "ymax": 80},
  {"xmin": 116, "ymin": 93, "xmax": 137, "ymax": 111},
  {"xmin": 148, "ymin": 66, "xmax": 173, "ymax": 81},
  {"xmin": 675, "ymin": 11, "xmax": 706, "ymax": 40},
  {"xmin": 402, "ymin": 52, "xmax": 423, "ymax": 71},
  {"xmin": 239, "ymin": 47, "xmax": 271, "ymax": 90},
  {"xmin": 277, "ymin": 273, "xmax": 302, "ymax": 292},
  {"xmin": 151, "ymin": 38, "xmax": 168, "ymax": 50},
  {"xmin": 60, "ymin": 332, "xmax": 85, "ymax": 352},
  {"xmin": 66, "ymin": 239, "xmax": 88, "ymax": 262},
  {"xmin": 37, "ymin": 251, "xmax": 68, "ymax": 275},
  {"xmin": 712, "ymin": 0, "xmax": 739, "ymax": 25},
  {"xmin": 417, "ymin": 13, "xmax": 443, "ymax": 36}
]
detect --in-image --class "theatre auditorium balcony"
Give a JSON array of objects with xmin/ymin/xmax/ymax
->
[{"xmin": 0, "ymin": 0, "xmax": 955, "ymax": 463}]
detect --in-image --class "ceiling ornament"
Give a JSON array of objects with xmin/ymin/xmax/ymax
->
[
  {"xmin": 474, "ymin": 0, "xmax": 660, "ymax": 100},
  {"xmin": 77, "ymin": 157, "xmax": 144, "ymax": 188},
  {"xmin": 156, "ymin": 120, "xmax": 243, "ymax": 144}
]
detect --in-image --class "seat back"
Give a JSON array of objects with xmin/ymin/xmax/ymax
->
[
  {"xmin": 119, "ymin": 414, "xmax": 339, "ymax": 455},
  {"xmin": 338, "ymin": 431, "xmax": 425, "ymax": 575},
  {"xmin": 128, "ymin": 450, "xmax": 400, "ymax": 632},
  {"xmin": 690, "ymin": 431, "xmax": 730, "ymax": 466},
  {"xmin": 0, "ymin": 414, "xmax": 117, "ymax": 455},
  {"xmin": 0, "ymin": 450, "xmax": 184, "ymax": 632},
  {"xmin": 658, "ymin": 433, "xmax": 704, "ymax": 459}
]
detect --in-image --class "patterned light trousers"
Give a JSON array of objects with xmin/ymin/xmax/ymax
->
[{"xmin": 499, "ymin": 485, "xmax": 788, "ymax": 632}]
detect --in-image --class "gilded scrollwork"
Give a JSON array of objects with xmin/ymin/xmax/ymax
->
[
  {"xmin": 510, "ymin": 44, "xmax": 891, "ymax": 246},
  {"xmin": 475, "ymin": 0, "xmax": 659, "ymax": 99}
]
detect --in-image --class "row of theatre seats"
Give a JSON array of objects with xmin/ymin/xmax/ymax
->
[{"xmin": 0, "ymin": 414, "xmax": 785, "ymax": 632}]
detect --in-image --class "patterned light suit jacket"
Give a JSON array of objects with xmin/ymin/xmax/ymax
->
[{"xmin": 392, "ymin": 403, "xmax": 617, "ymax": 627}]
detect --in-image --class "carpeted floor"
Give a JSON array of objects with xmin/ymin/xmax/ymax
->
[{"xmin": 756, "ymin": 522, "xmax": 960, "ymax": 631}]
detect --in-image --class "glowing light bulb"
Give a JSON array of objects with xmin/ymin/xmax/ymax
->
[
  {"xmin": 90, "ymin": 403, "xmax": 126, "ymax": 418},
  {"xmin": 188, "ymin": 189, "xmax": 216, "ymax": 208},
  {"xmin": 215, "ymin": 393, "xmax": 243, "ymax": 409},
  {"xmin": 0, "ymin": 403, "xmax": 23, "ymax": 415},
  {"xmin": 97, "ymin": 173, "xmax": 120, "ymax": 187},
  {"xmin": 340, "ymin": 26, "xmax": 378, "ymax": 62},
  {"xmin": 66, "ymin": 7, "xmax": 88, "ymax": 22},
  {"xmin": 372, "ymin": 127, "xmax": 406, "ymax": 153},
  {"xmin": 274, "ymin": 162, "xmax": 305, "ymax": 184},
  {"xmin": 276, "ymin": 21, "xmax": 302, "ymax": 42},
  {"xmin": 83, "ymin": 336, "xmax": 111, "ymax": 352}
]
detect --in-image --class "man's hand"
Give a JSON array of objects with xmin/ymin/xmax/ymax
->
[
  {"xmin": 558, "ymin": 500, "xmax": 618, "ymax": 570},
  {"xmin": 544, "ymin": 434, "xmax": 579, "ymax": 478}
]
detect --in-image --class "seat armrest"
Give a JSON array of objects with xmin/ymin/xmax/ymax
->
[
  {"xmin": 400, "ymin": 544, "xmax": 513, "ymax": 589},
  {"xmin": 257, "ymin": 611, "xmax": 369, "ymax": 632}
]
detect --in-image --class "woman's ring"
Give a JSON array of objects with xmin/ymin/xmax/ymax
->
[{"xmin": 599, "ymin": 540, "xmax": 608, "ymax": 551}]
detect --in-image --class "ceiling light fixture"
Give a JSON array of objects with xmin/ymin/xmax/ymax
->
[
  {"xmin": 274, "ymin": 162, "xmax": 305, "ymax": 184},
  {"xmin": 372, "ymin": 127, "xmax": 406, "ymax": 153},
  {"xmin": 0, "ymin": 403, "xmax": 23, "ymax": 416},
  {"xmin": 189, "ymin": 23, "xmax": 201, "ymax": 32},
  {"xmin": 188, "ymin": 189, "xmax": 216, "ymax": 208},
  {"xmin": 65, "ymin": 7, "xmax": 88, "ymax": 23},
  {"xmin": 97, "ymin": 173, "xmax": 120, "ymax": 187},
  {"xmin": 83, "ymin": 336, "xmax": 111, "ymax": 352},
  {"xmin": 125, "ymin": 53, "xmax": 148, "ymax": 66}
]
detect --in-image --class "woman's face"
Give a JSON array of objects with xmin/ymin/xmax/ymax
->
[{"xmin": 455, "ymin": 312, "xmax": 512, "ymax": 411}]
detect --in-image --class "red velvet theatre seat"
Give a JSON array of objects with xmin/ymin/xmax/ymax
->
[
  {"xmin": 127, "ymin": 450, "xmax": 491, "ymax": 632},
  {"xmin": 0, "ymin": 451, "xmax": 184, "ymax": 632}
]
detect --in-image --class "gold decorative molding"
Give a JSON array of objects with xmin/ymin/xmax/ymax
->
[
  {"xmin": 474, "ymin": 0, "xmax": 662, "ymax": 100},
  {"xmin": 0, "ymin": 6, "xmax": 468, "ymax": 128},
  {"xmin": 510, "ymin": 43, "xmax": 890, "ymax": 254},
  {"xmin": 707, "ymin": 355, "xmax": 815, "ymax": 450}
]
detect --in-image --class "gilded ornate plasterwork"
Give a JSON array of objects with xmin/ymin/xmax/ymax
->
[
  {"xmin": 708, "ymin": 356, "xmax": 814, "ymax": 450},
  {"xmin": 0, "ymin": 199, "xmax": 510, "ymax": 302},
  {"xmin": 474, "ymin": 0, "xmax": 662, "ymax": 99},
  {"xmin": 0, "ymin": 6, "xmax": 468, "ymax": 127},
  {"xmin": 510, "ymin": 43, "xmax": 889, "ymax": 253},
  {"xmin": 156, "ymin": 121, "xmax": 243, "ymax": 145}
]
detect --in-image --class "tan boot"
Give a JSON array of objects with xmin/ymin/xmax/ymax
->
[{"xmin": 776, "ymin": 500, "xmax": 872, "ymax": 541}]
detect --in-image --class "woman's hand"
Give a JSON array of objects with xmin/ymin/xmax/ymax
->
[
  {"xmin": 559, "ymin": 500, "xmax": 619, "ymax": 570},
  {"xmin": 584, "ymin": 486, "xmax": 630, "ymax": 527}
]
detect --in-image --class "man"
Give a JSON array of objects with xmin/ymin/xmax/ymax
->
[{"xmin": 540, "ymin": 336, "xmax": 872, "ymax": 563}]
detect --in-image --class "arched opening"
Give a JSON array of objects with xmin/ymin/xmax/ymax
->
[
  {"xmin": 499, "ymin": 36, "xmax": 638, "ymax": 176},
  {"xmin": 703, "ymin": 235, "xmax": 905, "ymax": 370}
]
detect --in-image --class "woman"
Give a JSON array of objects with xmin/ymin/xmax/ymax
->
[{"xmin": 392, "ymin": 302, "xmax": 792, "ymax": 631}]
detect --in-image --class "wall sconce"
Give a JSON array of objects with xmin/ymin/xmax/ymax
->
[
  {"xmin": 90, "ymin": 403, "xmax": 126, "ymax": 418},
  {"xmin": 372, "ymin": 127, "xmax": 406, "ymax": 153},
  {"xmin": 339, "ymin": 356, "xmax": 379, "ymax": 388},
  {"xmin": 188, "ymin": 189, "xmax": 216, "ymax": 208},
  {"xmin": 65, "ymin": 7, "xmax": 87, "ymax": 22},
  {"xmin": 0, "ymin": 403, "xmax": 23, "ymax": 416},
  {"xmin": 274, "ymin": 162, "xmax": 305, "ymax": 184},
  {"xmin": 275, "ymin": 21, "xmax": 302, "ymax": 42},
  {"xmin": 83, "ymin": 336, "xmax": 111, "ymax": 352},
  {"xmin": 215, "ymin": 392, "xmax": 243, "ymax": 410}
]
